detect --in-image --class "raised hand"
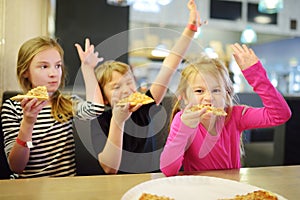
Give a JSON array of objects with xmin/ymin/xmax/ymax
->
[
  {"xmin": 231, "ymin": 43, "xmax": 259, "ymax": 70},
  {"xmin": 187, "ymin": 0, "xmax": 201, "ymax": 27},
  {"xmin": 75, "ymin": 38, "xmax": 103, "ymax": 69}
]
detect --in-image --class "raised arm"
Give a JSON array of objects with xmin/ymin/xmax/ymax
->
[
  {"xmin": 230, "ymin": 43, "xmax": 259, "ymax": 71},
  {"xmin": 75, "ymin": 38, "xmax": 104, "ymax": 103},
  {"xmin": 231, "ymin": 43, "xmax": 291, "ymax": 128},
  {"xmin": 150, "ymin": 0, "xmax": 201, "ymax": 104}
]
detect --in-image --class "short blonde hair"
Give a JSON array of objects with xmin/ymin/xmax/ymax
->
[{"xmin": 95, "ymin": 60, "xmax": 133, "ymax": 99}]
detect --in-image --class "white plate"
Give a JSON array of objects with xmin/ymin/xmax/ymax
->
[{"xmin": 121, "ymin": 175, "xmax": 286, "ymax": 200}]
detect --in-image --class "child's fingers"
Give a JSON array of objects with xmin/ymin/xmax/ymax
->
[
  {"xmin": 85, "ymin": 38, "xmax": 90, "ymax": 51},
  {"xmin": 74, "ymin": 43, "xmax": 83, "ymax": 55},
  {"xmin": 184, "ymin": 103, "xmax": 194, "ymax": 111},
  {"xmin": 231, "ymin": 43, "xmax": 243, "ymax": 53},
  {"xmin": 129, "ymin": 103, "xmax": 142, "ymax": 112}
]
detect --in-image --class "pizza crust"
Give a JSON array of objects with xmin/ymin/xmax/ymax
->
[
  {"xmin": 117, "ymin": 92, "xmax": 154, "ymax": 106},
  {"xmin": 10, "ymin": 86, "xmax": 49, "ymax": 102},
  {"xmin": 189, "ymin": 104, "xmax": 227, "ymax": 116}
]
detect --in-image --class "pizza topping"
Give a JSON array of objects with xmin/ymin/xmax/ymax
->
[
  {"xmin": 10, "ymin": 86, "xmax": 49, "ymax": 101},
  {"xmin": 220, "ymin": 190, "xmax": 278, "ymax": 200},
  {"xmin": 139, "ymin": 193, "xmax": 174, "ymax": 200},
  {"xmin": 27, "ymin": 86, "xmax": 48, "ymax": 97},
  {"xmin": 189, "ymin": 104, "xmax": 227, "ymax": 116},
  {"xmin": 117, "ymin": 92, "xmax": 154, "ymax": 106}
]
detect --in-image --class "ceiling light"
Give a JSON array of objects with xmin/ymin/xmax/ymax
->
[
  {"xmin": 204, "ymin": 47, "xmax": 218, "ymax": 59},
  {"xmin": 156, "ymin": 0, "xmax": 172, "ymax": 6},
  {"xmin": 254, "ymin": 16, "xmax": 272, "ymax": 24},
  {"xmin": 258, "ymin": 0, "xmax": 283, "ymax": 14},
  {"xmin": 151, "ymin": 44, "xmax": 169, "ymax": 58},
  {"xmin": 133, "ymin": 0, "xmax": 160, "ymax": 13},
  {"xmin": 106, "ymin": 0, "xmax": 134, "ymax": 6},
  {"xmin": 240, "ymin": 26, "xmax": 257, "ymax": 44}
]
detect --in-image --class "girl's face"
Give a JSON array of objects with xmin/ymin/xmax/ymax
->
[
  {"xmin": 184, "ymin": 72, "xmax": 226, "ymax": 110},
  {"xmin": 24, "ymin": 48, "xmax": 62, "ymax": 97},
  {"xmin": 103, "ymin": 70, "xmax": 136, "ymax": 106}
]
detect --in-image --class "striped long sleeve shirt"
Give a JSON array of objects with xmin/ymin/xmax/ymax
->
[{"xmin": 1, "ymin": 95, "xmax": 104, "ymax": 178}]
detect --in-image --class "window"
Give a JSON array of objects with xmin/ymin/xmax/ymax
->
[
  {"xmin": 210, "ymin": 0, "xmax": 242, "ymax": 21},
  {"xmin": 247, "ymin": 3, "xmax": 277, "ymax": 25}
]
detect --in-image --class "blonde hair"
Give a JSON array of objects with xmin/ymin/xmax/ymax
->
[
  {"xmin": 95, "ymin": 60, "xmax": 134, "ymax": 104},
  {"xmin": 17, "ymin": 36, "xmax": 73, "ymax": 122},
  {"xmin": 170, "ymin": 56, "xmax": 234, "ymax": 125}
]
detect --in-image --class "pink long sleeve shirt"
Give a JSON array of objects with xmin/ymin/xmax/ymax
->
[{"xmin": 160, "ymin": 61, "xmax": 291, "ymax": 177}]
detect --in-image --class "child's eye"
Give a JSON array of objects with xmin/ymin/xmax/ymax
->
[
  {"xmin": 55, "ymin": 64, "xmax": 62, "ymax": 69},
  {"xmin": 127, "ymin": 81, "xmax": 134, "ymax": 86},
  {"xmin": 194, "ymin": 89, "xmax": 204, "ymax": 94},
  {"xmin": 212, "ymin": 89, "xmax": 221, "ymax": 93},
  {"xmin": 40, "ymin": 65, "xmax": 48, "ymax": 69},
  {"xmin": 113, "ymin": 85, "xmax": 120, "ymax": 90}
]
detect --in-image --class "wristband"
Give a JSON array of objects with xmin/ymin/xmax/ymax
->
[
  {"xmin": 187, "ymin": 24, "xmax": 198, "ymax": 32},
  {"xmin": 16, "ymin": 138, "xmax": 33, "ymax": 148}
]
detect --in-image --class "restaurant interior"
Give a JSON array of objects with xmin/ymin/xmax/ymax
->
[{"xmin": 0, "ymin": 0, "xmax": 300, "ymax": 199}]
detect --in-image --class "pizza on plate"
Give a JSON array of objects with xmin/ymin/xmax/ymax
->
[
  {"xmin": 117, "ymin": 92, "xmax": 154, "ymax": 106},
  {"xmin": 189, "ymin": 104, "xmax": 227, "ymax": 116},
  {"xmin": 221, "ymin": 190, "xmax": 278, "ymax": 200},
  {"xmin": 10, "ymin": 86, "xmax": 49, "ymax": 101},
  {"xmin": 139, "ymin": 193, "xmax": 174, "ymax": 200}
]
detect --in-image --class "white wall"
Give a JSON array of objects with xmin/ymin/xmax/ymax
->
[{"xmin": 0, "ymin": 0, "xmax": 49, "ymax": 103}]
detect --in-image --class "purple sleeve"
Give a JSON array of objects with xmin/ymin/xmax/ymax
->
[
  {"xmin": 160, "ymin": 111, "xmax": 197, "ymax": 176},
  {"xmin": 239, "ymin": 61, "xmax": 291, "ymax": 130}
]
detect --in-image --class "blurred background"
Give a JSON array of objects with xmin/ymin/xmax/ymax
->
[
  {"xmin": 1, "ymin": 0, "xmax": 300, "ymax": 96},
  {"xmin": 1, "ymin": 0, "xmax": 300, "ymax": 168}
]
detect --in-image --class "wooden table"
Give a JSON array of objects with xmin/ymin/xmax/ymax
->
[{"xmin": 0, "ymin": 165, "xmax": 299, "ymax": 200}]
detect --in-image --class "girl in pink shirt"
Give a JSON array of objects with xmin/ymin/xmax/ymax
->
[{"xmin": 160, "ymin": 43, "xmax": 291, "ymax": 177}]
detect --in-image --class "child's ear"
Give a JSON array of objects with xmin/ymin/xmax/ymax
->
[
  {"xmin": 180, "ymin": 94, "xmax": 189, "ymax": 105},
  {"xmin": 23, "ymin": 71, "xmax": 29, "ymax": 78}
]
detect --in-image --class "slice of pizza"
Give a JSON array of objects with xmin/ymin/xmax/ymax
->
[
  {"xmin": 189, "ymin": 104, "xmax": 227, "ymax": 116},
  {"xmin": 117, "ymin": 92, "xmax": 154, "ymax": 106},
  {"xmin": 139, "ymin": 193, "xmax": 174, "ymax": 200},
  {"xmin": 10, "ymin": 86, "xmax": 49, "ymax": 101},
  {"xmin": 220, "ymin": 190, "xmax": 278, "ymax": 200}
]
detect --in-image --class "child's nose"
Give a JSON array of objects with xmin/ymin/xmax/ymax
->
[
  {"xmin": 203, "ymin": 91, "xmax": 212, "ymax": 101},
  {"xmin": 49, "ymin": 67, "xmax": 58, "ymax": 77},
  {"xmin": 122, "ymin": 85, "xmax": 134, "ymax": 94}
]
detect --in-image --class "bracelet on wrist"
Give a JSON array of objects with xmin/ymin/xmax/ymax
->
[
  {"xmin": 187, "ymin": 24, "xmax": 198, "ymax": 32},
  {"xmin": 16, "ymin": 137, "xmax": 33, "ymax": 148}
]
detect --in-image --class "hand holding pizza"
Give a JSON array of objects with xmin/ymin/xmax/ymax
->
[
  {"xmin": 112, "ymin": 103, "xmax": 142, "ymax": 125},
  {"xmin": 181, "ymin": 104, "xmax": 206, "ymax": 128},
  {"xmin": 21, "ymin": 98, "xmax": 48, "ymax": 124},
  {"xmin": 112, "ymin": 92, "xmax": 150, "ymax": 124}
]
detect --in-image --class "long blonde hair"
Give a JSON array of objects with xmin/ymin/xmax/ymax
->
[
  {"xmin": 170, "ymin": 56, "xmax": 234, "ymax": 126},
  {"xmin": 17, "ymin": 36, "xmax": 73, "ymax": 122}
]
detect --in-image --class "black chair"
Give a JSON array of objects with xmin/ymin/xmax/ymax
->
[
  {"xmin": 282, "ymin": 96, "xmax": 300, "ymax": 165},
  {"xmin": 0, "ymin": 120, "xmax": 13, "ymax": 179},
  {"xmin": 73, "ymin": 119, "xmax": 105, "ymax": 175},
  {"xmin": 0, "ymin": 91, "xmax": 23, "ymax": 179},
  {"xmin": 236, "ymin": 92, "xmax": 280, "ymax": 167}
]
